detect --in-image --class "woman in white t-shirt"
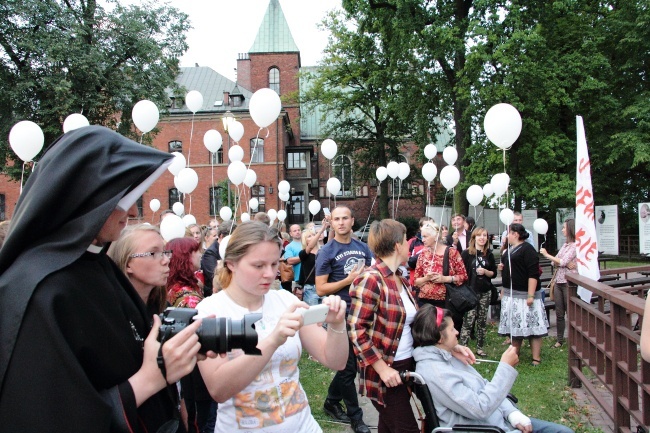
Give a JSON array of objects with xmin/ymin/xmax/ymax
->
[{"xmin": 197, "ymin": 222, "xmax": 349, "ymax": 433}]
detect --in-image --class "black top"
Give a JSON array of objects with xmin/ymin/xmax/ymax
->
[
  {"xmin": 445, "ymin": 233, "xmax": 463, "ymax": 252},
  {"xmin": 501, "ymin": 242, "xmax": 540, "ymax": 292},
  {"xmin": 0, "ymin": 126, "xmax": 179, "ymax": 432},
  {"xmin": 298, "ymin": 249, "xmax": 316, "ymax": 285},
  {"xmin": 201, "ymin": 241, "xmax": 219, "ymax": 294},
  {"xmin": 461, "ymin": 248, "xmax": 497, "ymax": 293}
]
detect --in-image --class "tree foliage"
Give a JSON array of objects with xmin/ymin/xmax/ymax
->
[{"xmin": 0, "ymin": 0, "xmax": 190, "ymax": 178}]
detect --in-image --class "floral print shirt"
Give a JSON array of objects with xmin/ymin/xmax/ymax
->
[{"xmin": 414, "ymin": 247, "xmax": 468, "ymax": 301}]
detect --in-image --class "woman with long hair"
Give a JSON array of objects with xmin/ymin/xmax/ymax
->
[
  {"xmin": 166, "ymin": 237, "xmax": 204, "ymax": 308},
  {"xmin": 459, "ymin": 227, "xmax": 497, "ymax": 356},
  {"xmin": 300, "ymin": 220, "xmax": 330, "ymax": 306},
  {"xmin": 197, "ymin": 222, "xmax": 348, "ymax": 432},
  {"xmin": 413, "ymin": 222, "xmax": 468, "ymax": 331},
  {"xmin": 498, "ymin": 224, "xmax": 549, "ymax": 366},
  {"xmin": 108, "ymin": 224, "xmax": 171, "ymax": 316},
  {"xmin": 187, "ymin": 224, "xmax": 205, "ymax": 253},
  {"xmin": 540, "ymin": 219, "xmax": 576, "ymax": 348}
]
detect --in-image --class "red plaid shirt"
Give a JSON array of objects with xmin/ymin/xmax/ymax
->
[{"xmin": 348, "ymin": 258, "xmax": 418, "ymax": 405}]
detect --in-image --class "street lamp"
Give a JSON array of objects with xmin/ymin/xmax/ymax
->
[{"xmin": 222, "ymin": 110, "xmax": 235, "ymax": 133}]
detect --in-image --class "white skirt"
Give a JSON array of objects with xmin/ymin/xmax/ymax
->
[{"xmin": 498, "ymin": 291, "xmax": 549, "ymax": 338}]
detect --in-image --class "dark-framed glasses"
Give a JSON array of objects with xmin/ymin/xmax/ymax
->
[{"xmin": 129, "ymin": 250, "xmax": 173, "ymax": 260}]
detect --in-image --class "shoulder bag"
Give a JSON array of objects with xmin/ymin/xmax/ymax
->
[
  {"xmin": 546, "ymin": 267, "xmax": 558, "ymax": 301},
  {"xmin": 443, "ymin": 247, "xmax": 479, "ymax": 314},
  {"xmin": 279, "ymin": 260, "xmax": 294, "ymax": 283}
]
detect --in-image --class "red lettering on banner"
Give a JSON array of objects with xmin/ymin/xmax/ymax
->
[
  {"xmin": 575, "ymin": 228, "xmax": 586, "ymax": 248},
  {"xmin": 578, "ymin": 157, "xmax": 590, "ymax": 174},
  {"xmin": 576, "ymin": 187, "xmax": 594, "ymax": 220}
]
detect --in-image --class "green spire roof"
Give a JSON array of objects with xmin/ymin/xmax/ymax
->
[{"xmin": 249, "ymin": 0, "xmax": 299, "ymax": 53}]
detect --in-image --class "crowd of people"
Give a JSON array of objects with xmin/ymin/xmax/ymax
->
[{"xmin": 0, "ymin": 127, "xmax": 587, "ymax": 433}]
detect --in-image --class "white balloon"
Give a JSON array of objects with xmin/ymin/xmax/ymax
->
[
  {"xmin": 277, "ymin": 209, "xmax": 287, "ymax": 222},
  {"xmin": 132, "ymin": 100, "xmax": 159, "ymax": 133},
  {"xmin": 442, "ymin": 147, "xmax": 458, "ymax": 165},
  {"xmin": 439, "ymin": 165, "xmax": 460, "ymax": 190},
  {"xmin": 240, "ymin": 212, "xmax": 251, "ymax": 223},
  {"xmin": 168, "ymin": 152, "xmax": 186, "ymax": 176},
  {"xmin": 279, "ymin": 191, "xmax": 290, "ymax": 202},
  {"xmin": 267, "ymin": 209, "xmax": 277, "ymax": 221},
  {"xmin": 185, "ymin": 90, "xmax": 204, "ymax": 113},
  {"xmin": 386, "ymin": 161, "xmax": 400, "ymax": 179},
  {"xmin": 483, "ymin": 183, "xmax": 494, "ymax": 198},
  {"xmin": 204, "ymin": 129, "xmax": 222, "ymax": 153},
  {"xmin": 172, "ymin": 202, "xmax": 184, "ymax": 216},
  {"xmin": 424, "ymin": 144, "xmax": 437, "ymax": 160},
  {"xmin": 149, "ymin": 199, "xmax": 160, "ymax": 212},
  {"xmin": 278, "ymin": 180, "xmax": 290, "ymax": 194},
  {"xmin": 308, "ymin": 200, "xmax": 321, "ymax": 215},
  {"xmin": 243, "ymin": 169, "xmax": 257, "ymax": 188},
  {"xmin": 421, "ymin": 162, "xmax": 437, "ymax": 182},
  {"xmin": 327, "ymin": 177, "xmax": 341, "ymax": 195},
  {"xmin": 376, "ymin": 167, "xmax": 387, "ymax": 182},
  {"xmin": 321, "ymin": 139, "xmax": 337, "ymax": 160},
  {"xmin": 249, "ymin": 198, "xmax": 259, "ymax": 211},
  {"xmin": 249, "ymin": 88, "xmax": 282, "ymax": 128},
  {"xmin": 227, "ymin": 161, "xmax": 247, "ymax": 185},
  {"xmin": 228, "ymin": 145, "xmax": 244, "ymax": 162},
  {"xmin": 500, "ymin": 208, "xmax": 515, "ymax": 225},
  {"xmin": 228, "ymin": 120, "xmax": 244, "ymax": 142},
  {"xmin": 219, "ymin": 235, "xmax": 231, "ymax": 260},
  {"xmin": 533, "ymin": 218, "xmax": 549, "ymax": 235},
  {"xmin": 490, "ymin": 172, "xmax": 510, "ymax": 197},
  {"xmin": 62, "ymin": 113, "xmax": 89, "ymax": 133},
  {"xmin": 398, "ymin": 162, "xmax": 410, "ymax": 180},
  {"xmin": 219, "ymin": 206, "xmax": 233, "ymax": 221},
  {"xmin": 160, "ymin": 214, "xmax": 186, "ymax": 241},
  {"xmin": 182, "ymin": 214, "xmax": 197, "ymax": 226},
  {"xmin": 466, "ymin": 185, "xmax": 484, "ymax": 206},
  {"xmin": 9, "ymin": 121, "xmax": 44, "ymax": 162},
  {"xmin": 484, "ymin": 103, "xmax": 522, "ymax": 150},
  {"xmin": 175, "ymin": 168, "xmax": 198, "ymax": 194}
]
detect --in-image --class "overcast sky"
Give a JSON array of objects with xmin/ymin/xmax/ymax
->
[{"xmin": 167, "ymin": 0, "xmax": 342, "ymax": 81}]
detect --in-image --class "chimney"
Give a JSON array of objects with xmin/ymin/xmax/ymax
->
[{"xmin": 223, "ymin": 91, "xmax": 230, "ymax": 106}]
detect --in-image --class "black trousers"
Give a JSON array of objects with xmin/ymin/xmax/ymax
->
[{"xmin": 326, "ymin": 339, "xmax": 363, "ymax": 421}]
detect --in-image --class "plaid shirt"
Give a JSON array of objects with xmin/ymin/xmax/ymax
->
[{"xmin": 348, "ymin": 258, "xmax": 418, "ymax": 406}]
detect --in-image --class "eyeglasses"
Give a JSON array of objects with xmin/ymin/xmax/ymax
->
[{"xmin": 129, "ymin": 250, "xmax": 173, "ymax": 260}]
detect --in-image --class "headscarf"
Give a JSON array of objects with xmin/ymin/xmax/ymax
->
[{"xmin": 0, "ymin": 125, "xmax": 172, "ymax": 389}]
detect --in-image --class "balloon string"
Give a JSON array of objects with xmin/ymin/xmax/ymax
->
[
  {"xmin": 395, "ymin": 179, "xmax": 402, "ymax": 218},
  {"xmin": 434, "ymin": 190, "xmax": 448, "ymax": 252},
  {"xmin": 20, "ymin": 162, "xmax": 27, "ymax": 194},
  {"xmin": 211, "ymin": 153, "xmax": 216, "ymax": 217},
  {"xmin": 361, "ymin": 183, "xmax": 380, "ymax": 239},
  {"xmin": 152, "ymin": 210, "xmax": 156, "ymax": 224},
  {"xmin": 391, "ymin": 178, "xmax": 395, "ymax": 219},
  {"xmin": 188, "ymin": 114, "xmax": 194, "ymax": 166},
  {"xmin": 139, "ymin": 134, "xmax": 143, "ymax": 145}
]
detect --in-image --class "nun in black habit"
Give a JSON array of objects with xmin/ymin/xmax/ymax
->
[{"xmin": 0, "ymin": 126, "xmax": 207, "ymax": 432}]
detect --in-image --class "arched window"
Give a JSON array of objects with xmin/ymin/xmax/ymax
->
[
  {"xmin": 332, "ymin": 155, "xmax": 353, "ymax": 197},
  {"xmin": 168, "ymin": 188, "xmax": 183, "ymax": 209},
  {"xmin": 168, "ymin": 140, "xmax": 182, "ymax": 153},
  {"xmin": 250, "ymin": 138, "xmax": 264, "ymax": 163},
  {"xmin": 269, "ymin": 67, "xmax": 280, "ymax": 94},
  {"xmin": 209, "ymin": 186, "xmax": 224, "ymax": 216}
]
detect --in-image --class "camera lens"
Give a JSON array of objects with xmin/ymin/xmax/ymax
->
[{"xmin": 198, "ymin": 314, "xmax": 262, "ymax": 355}]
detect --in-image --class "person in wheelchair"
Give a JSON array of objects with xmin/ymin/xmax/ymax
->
[{"xmin": 411, "ymin": 305, "xmax": 574, "ymax": 433}]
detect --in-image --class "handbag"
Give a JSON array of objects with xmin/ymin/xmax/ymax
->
[
  {"xmin": 442, "ymin": 247, "xmax": 479, "ymax": 314},
  {"xmin": 546, "ymin": 268, "xmax": 558, "ymax": 301},
  {"xmin": 279, "ymin": 260, "xmax": 294, "ymax": 283},
  {"xmin": 489, "ymin": 282, "xmax": 500, "ymax": 305}
]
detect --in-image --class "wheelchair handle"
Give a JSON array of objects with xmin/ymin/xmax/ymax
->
[{"xmin": 400, "ymin": 370, "xmax": 426, "ymax": 385}]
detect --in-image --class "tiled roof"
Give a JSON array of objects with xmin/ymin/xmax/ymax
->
[{"xmin": 249, "ymin": 0, "xmax": 299, "ymax": 54}]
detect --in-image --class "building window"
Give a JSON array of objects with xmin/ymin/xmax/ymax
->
[
  {"xmin": 136, "ymin": 197, "xmax": 143, "ymax": 218},
  {"xmin": 287, "ymin": 152, "xmax": 307, "ymax": 169},
  {"xmin": 250, "ymin": 138, "xmax": 264, "ymax": 163},
  {"xmin": 209, "ymin": 186, "xmax": 224, "ymax": 216},
  {"xmin": 209, "ymin": 149, "xmax": 223, "ymax": 164},
  {"xmin": 269, "ymin": 67, "xmax": 280, "ymax": 94},
  {"xmin": 251, "ymin": 185, "xmax": 266, "ymax": 213},
  {"xmin": 168, "ymin": 140, "xmax": 182, "ymax": 153},
  {"xmin": 332, "ymin": 155, "xmax": 353, "ymax": 197},
  {"xmin": 0, "ymin": 194, "xmax": 5, "ymax": 221},
  {"xmin": 169, "ymin": 188, "xmax": 182, "ymax": 209}
]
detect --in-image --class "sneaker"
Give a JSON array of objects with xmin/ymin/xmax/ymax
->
[
  {"xmin": 351, "ymin": 419, "xmax": 371, "ymax": 433},
  {"xmin": 323, "ymin": 401, "xmax": 351, "ymax": 424}
]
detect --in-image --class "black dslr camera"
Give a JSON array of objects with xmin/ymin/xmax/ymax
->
[{"xmin": 158, "ymin": 308, "xmax": 262, "ymax": 355}]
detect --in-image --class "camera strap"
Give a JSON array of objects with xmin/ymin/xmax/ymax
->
[{"xmin": 157, "ymin": 327, "xmax": 173, "ymax": 384}]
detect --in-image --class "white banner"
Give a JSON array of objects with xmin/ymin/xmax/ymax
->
[
  {"xmin": 639, "ymin": 203, "xmax": 650, "ymax": 255},
  {"xmin": 595, "ymin": 205, "xmax": 618, "ymax": 255},
  {"xmin": 575, "ymin": 116, "xmax": 600, "ymax": 302}
]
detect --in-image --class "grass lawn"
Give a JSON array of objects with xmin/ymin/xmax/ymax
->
[{"xmin": 299, "ymin": 323, "xmax": 603, "ymax": 433}]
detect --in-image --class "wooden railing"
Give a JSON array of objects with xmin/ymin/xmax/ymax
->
[{"xmin": 566, "ymin": 266, "xmax": 650, "ymax": 433}]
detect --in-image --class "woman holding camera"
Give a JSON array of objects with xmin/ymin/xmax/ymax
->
[
  {"xmin": 459, "ymin": 228, "xmax": 497, "ymax": 357},
  {"xmin": 197, "ymin": 222, "xmax": 349, "ymax": 432}
]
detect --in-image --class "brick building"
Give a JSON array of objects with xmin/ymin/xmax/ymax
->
[{"xmin": 0, "ymin": 0, "xmax": 450, "ymax": 227}]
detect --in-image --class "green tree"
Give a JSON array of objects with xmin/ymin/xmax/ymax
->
[{"xmin": 0, "ymin": 0, "xmax": 190, "ymax": 178}]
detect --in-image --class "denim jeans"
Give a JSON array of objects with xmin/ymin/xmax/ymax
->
[{"xmin": 302, "ymin": 284, "xmax": 322, "ymax": 306}]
